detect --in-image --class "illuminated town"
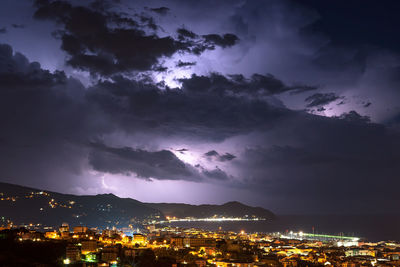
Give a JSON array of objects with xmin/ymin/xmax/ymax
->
[
  {"xmin": 1, "ymin": 182, "xmax": 400, "ymax": 266},
  {"xmin": 1, "ymin": 219, "xmax": 400, "ymax": 266}
]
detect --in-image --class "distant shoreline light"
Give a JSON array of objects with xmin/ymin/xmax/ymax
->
[{"xmin": 158, "ymin": 217, "xmax": 267, "ymax": 223}]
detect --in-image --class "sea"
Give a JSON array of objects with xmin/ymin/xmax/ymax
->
[{"xmin": 167, "ymin": 214, "xmax": 400, "ymax": 242}]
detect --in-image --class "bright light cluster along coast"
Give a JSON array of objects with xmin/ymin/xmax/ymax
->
[
  {"xmin": 1, "ymin": 0, "xmax": 400, "ymax": 266},
  {"xmin": 2, "ymin": 221, "xmax": 399, "ymax": 267},
  {"xmin": 163, "ymin": 218, "xmax": 266, "ymax": 223}
]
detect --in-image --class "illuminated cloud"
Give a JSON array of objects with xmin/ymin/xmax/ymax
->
[
  {"xmin": 1, "ymin": 0, "xmax": 400, "ymax": 214},
  {"xmin": 33, "ymin": 0, "xmax": 239, "ymax": 76}
]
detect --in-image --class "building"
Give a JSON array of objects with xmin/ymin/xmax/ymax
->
[
  {"xmin": 45, "ymin": 231, "xmax": 59, "ymax": 239},
  {"xmin": 171, "ymin": 237, "xmax": 184, "ymax": 247},
  {"xmin": 171, "ymin": 237, "xmax": 216, "ymax": 248},
  {"xmin": 101, "ymin": 247, "xmax": 118, "ymax": 263},
  {"xmin": 103, "ymin": 229, "xmax": 119, "ymax": 237},
  {"xmin": 345, "ymin": 249, "xmax": 376, "ymax": 257},
  {"xmin": 226, "ymin": 240, "xmax": 241, "ymax": 252},
  {"xmin": 60, "ymin": 231, "xmax": 70, "ymax": 239},
  {"xmin": 73, "ymin": 226, "xmax": 88, "ymax": 233},
  {"xmin": 66, "ymin": 244, "xmax": 81, "ymax": 263},
  {"xmin": 21, "ymin": 231, "xmax": 42, "ymax": 241},
  {"xmin": 124, "ymin": 248, "xmax": 135, "ymax": 258},
  {"xmin": 132, "ymin": 233, "xmax": 146, "ymax": 244},
  {"xmin": 81, "ymin": 240, "xmax": 97, "ymax": 254},
  {"xmin": 59, "ymin": 222, "xmax": 69, "ymax": 233},
  {"xmin": 184, "ymin": 237, "xmax": 216, "ymax": 247}
]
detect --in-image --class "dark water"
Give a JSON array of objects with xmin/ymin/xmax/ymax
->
[{"xmin": 169, "ymin": 214, "xmax": 400, "ymax": 242}]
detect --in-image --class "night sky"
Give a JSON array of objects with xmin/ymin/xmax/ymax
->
[{"xmin": 1, "ymin": 0, "xmax": 400, "ymax": 214}]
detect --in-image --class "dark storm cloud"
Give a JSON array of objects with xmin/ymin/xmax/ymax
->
[
  {"xmin": 138, "ymin": 14, "xmax": 158, "ymax": 31},
  {"xmin": 202, "ymin": 33, "xmax": 239, "ymax": 48},
  {"xmin": 204, "ymin": 150, "xmax": 218, "ymax": 156},
  {"xmin": 2, "ymin": 41, "xmax": 400, "ymax": 212},
  {"xmin": 234, "ymin": 113, "xmax": 400, "ymax": 212},
  {"xmin": 292, "ymin": 0, "xmax": 400, "ymax": 112},
  {"xmin": 336, "ymin": 110, "xmax": 371, "ymax": 123},
  {"xmin": 0, "ymin": 43, "xmax": 248, "ymax": 185},
  {"xmin": 148, "ymin": 7, "xmax": 170, "ymax": 15},
  {"xmin": 176, "ymin": 29, "xmax": 237, "ymax": 50},
  {"xmin": 217, "ymin": 154, "xmax": 236, "ymax": 162},
  {"xmin": 33, "ymin": 0, "xmax": 174, "ymax": 75},
  {"xmin": 88, "ymin": 142, "xmax": 229, "ymax": 182},
  {"xmin": 177, "ymin": 28, "xmax": 197, "ymax": 39},
  {"xmin": 0, "ymin": 44, "xmax": 67, "ymax": 89},
  {"xmin": 176, "ymin": 60, "xmax": 196, "ymax": 68},
  {"xmin": 363, "ymin": 102, "xmax": 372, "ymax": 108},
  {"xmin": 175, "ymin": 148, "xmax": 188, "ymax": 153},
  {"xmin": 200, "ymin": 0, "xmax": 400, "ymax": 124},
  {"xmin": 0, "ymin": 42, "xmax": 289, "ymax": 181},
  {"xmin": 175, "ymin": 27, "xmax": 239, "ymax": 54},
  {"xmin": 0, "ymin": 44, "xmax": 210, "ymax": 184},
  {"xmin": 0, "ymin": 27, "xmax": 7, "ymax": 34},
  {"xmin": 88, "ymin": 142, "xmax": 199, "ymax": 181},
  {"xmin": 204, "ymin": 150, "xmax": 236, "ymax": 162},
  {"xmin": 1, "ymin": 37, "xmax": 301, "ymax": 142},
  {"xmin": 33, "ymin": 0, "xmax": 239, "ymax": 76},
  {"xmin": 1, "ymin": 0, "xmax": 400, "ymax": 214},
  {"xmin": 86, "ymin": 74, "xmax": 294, "ymax": 139},
  {"xmin": 0, "ymin": 43, "xmax": 91, "ymax": 190},
  {"xmin": 179, "ymin": 73, "xmax": 317, "ymax": 97},
  {"xmin": 0, "ymin": 45, "xmax": 84, "ymax": 123},
  {"xmin": 152, "ymin": 65, "xmax": 168, "ymax": 72},
  {"xmin": 305, "ymin": 92, "xmax": 342, "ymax": 107},
  {"xmin": 202, "ymin": 167, "xmax": 230, "ymax": 181}
]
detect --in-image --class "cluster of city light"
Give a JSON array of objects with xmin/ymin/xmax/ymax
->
[
  {"xmin": 0, "ymin": 190, "xmax": 75, "ymax": 210},
  {"xmin": 0, "ymin": 192, "xmax": 18, "ymax": 201},
  {"xmin": 0, "ymin": 196, "xmax": 17, "ymax": 201},
  {"xmin": 14, "ymin": 222, "xmax": 400, "ymax": 267},
  {"xmin": 161, "ymin": 217, "xmax": 266, "ymax": 223},
  {"xmin": 278, "ymin": 231, "xmax": 360, "ymax": 242}
]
